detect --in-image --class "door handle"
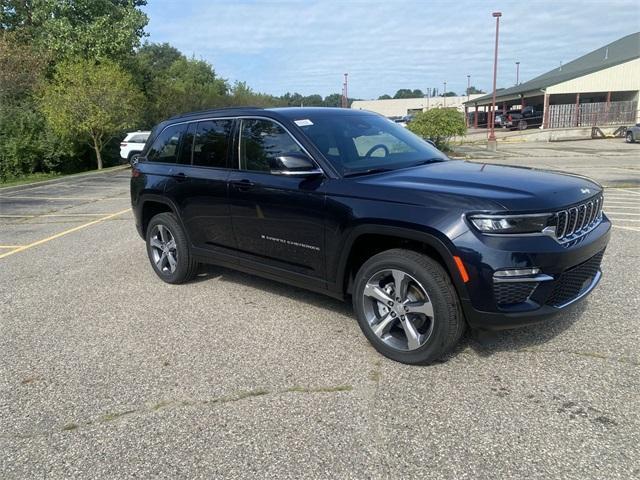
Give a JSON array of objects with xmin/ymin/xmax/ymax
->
[
  {"xmin": 172, "ymin": 171, "xmax": 187, "ymax": 182},
  {"xmin": 231, "ymin": 179, "xmax": 255, "ymax": 191}
]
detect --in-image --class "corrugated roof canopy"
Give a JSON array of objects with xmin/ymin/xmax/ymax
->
[{"xmin": 467, "ymin": 32, "xmax": 640, "ymax": 105}]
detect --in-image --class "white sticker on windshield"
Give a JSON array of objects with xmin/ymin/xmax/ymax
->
[{"xmin": 294, "ymin": 119, "xmax": 313, "ymax": 127}]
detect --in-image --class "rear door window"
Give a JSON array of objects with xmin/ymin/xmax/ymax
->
[
  {"xmin": 192, "ymin": 120, "xmax": 233, "ymax": 168},
  {"xmin": 147, "ymin": 124, "xmax": 186, "ymax": 163}
]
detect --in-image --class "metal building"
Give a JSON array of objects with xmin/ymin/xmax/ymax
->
[{"xmin": 465, "ymin": 32, "xmax": 640, "ymax": 129}]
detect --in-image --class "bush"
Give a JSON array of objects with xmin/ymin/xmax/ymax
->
[
  {"xmin": 0, "ymin": 101, "xmax": 76, "ymax": 181},
  {"xmin": 407, "ymin": 108, "xmax": 466, "ymax": 150}
]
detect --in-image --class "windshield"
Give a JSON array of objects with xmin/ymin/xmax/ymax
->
[{"xmin": 296, "ymin": 113, "xmax": 447, "ymax": 176}]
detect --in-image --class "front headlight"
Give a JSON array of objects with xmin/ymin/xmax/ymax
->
[{"xmin": 469, "ymin": 214, "xmax": 555, "ymax": 234}]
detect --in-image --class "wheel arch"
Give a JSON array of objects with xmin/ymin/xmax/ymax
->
[
  {"xmin": 138, "ymin": 194, "xmax": 181, "ymax": 238},
  {"xmin": 336, "ymin": 225, "xmax": 469, "ymax": 301}
]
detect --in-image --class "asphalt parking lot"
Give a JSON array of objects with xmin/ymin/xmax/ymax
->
[{"xmin": 1, "ymin": 144, "xmax": 639, "ymax": 479}]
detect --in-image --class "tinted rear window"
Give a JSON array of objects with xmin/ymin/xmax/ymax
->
[
  {"xmin": 146, "ymin": 124, "xmax": 186, "ymax": 163},
  {"xmin": 192, "ymin": 120, "xmax": 233, "ymax": 168}
]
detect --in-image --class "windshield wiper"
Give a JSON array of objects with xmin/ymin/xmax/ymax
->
[
  {"xmin": 409, "ymin": 157, "xmax": 446, "ymax": 167},
  {"xmin": 343, "ymin": 167, "xmax": 393, "ymax": 178}
]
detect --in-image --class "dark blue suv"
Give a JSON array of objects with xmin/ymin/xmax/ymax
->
[{"xmin": 131, "ymin": 107, "xmax": 610, "ymax": 364}]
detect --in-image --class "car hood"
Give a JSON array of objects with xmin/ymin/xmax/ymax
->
[{"xmin": 355, "ymin": 160, "xmax": 602, "ymax": 212}]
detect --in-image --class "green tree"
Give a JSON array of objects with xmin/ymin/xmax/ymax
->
[
  {"xmin": 441, "ymin": 91, "xmax": 457, "ymax": 97},
  {"xmin": 302, "ymin": 94, "xmax": 323, "ymax": 106},
  {"xmin": 323, "ymin": 93, "xmax": 343, "ymax": 106},
  {"xmin": 40, "ymin": 59, "xmax": 143, "ymax": 170},
  {"xmin": 229, "ymin": 81, "xmax": 282, "ymax": 107},
  {"xmin": 407, "ymin": 108, "xmax": 466, "ymax": 150},
  {"xmin": 466, "ymin": 86, "xmax": 484, "ymax": 94},
  {"xmin": 1, "ymin": 0, "xmax": 148, "ymax": 62},
  {"xmin": 146, "ymin": 56, "xmax": 228, "ymax": 122},
  {"xmin": 378, "ymin": 94, "xmax": 392, "ymax": 100},
  {"xmin": 393, "ymin": 89, "xmax": 415, "ymax": 99}
]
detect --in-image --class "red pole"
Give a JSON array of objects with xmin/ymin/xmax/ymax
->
[
  {"xmin": 574, "ymin": 93, "xmax": 580, "ymax": 127},
  {"xmin": 474, "ymin": 104, "xmax": 478, "ymax": 128},
  {"xmin": 488, "ymin": 12, "xmax": 501, "ymax": 145}
]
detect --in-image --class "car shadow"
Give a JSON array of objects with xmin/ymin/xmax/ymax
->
[
  {"xmin": 192, "ymin": 264, "xmax": 354, "ymax": 317},
  {"xmin": 192, "ymin": 264, "xmax": 588, "ymax": 361},
  {"xmin": 462, "ymin": 300, "xmax": 588, "ymax": 358}
]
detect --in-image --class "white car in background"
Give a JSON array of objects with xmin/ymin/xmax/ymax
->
[{"xmin": 120, "ymin": 131, "xmax": 150, "ymax": 163}]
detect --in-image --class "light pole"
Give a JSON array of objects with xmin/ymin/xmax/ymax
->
[
  {"xmin": 515, "ymin": 61, "xmax": 520, "ymax": 85},
  {"xmin": 488, "ymin": 11, "xmax": 501, "ymax": 150},
  {"xmin": 466, "ymin": 75, "xmax": 471, "ymax": 102}
]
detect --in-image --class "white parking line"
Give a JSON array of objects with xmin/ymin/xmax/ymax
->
[
  {"xmin": 610, "ymin": 188, "xmax": 640, "ymax": 196},
  {"xmin": 612, "ymin": 225, "xmax": 640, "ymax": 232}
]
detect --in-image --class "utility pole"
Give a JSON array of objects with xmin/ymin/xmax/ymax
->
[
  {"xmin": 515, "ymin": 61, "xmax": 520, "ymax": 85},
  {"xmin": 467, "ymin": 75, "xmax": 471, "ymax": 102},
  {"xmin": 488, "ymin": 11, "xmax": 502, "ymax": 151},
  {"xmin": 443, "ymin": 81, "xmax": 447, "ymax": 107}
]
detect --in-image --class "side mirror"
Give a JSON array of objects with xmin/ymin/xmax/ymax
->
[
  {"xmin": 271, "ymin": 153, "xmax": 323, "ymax": 177},
  {"xmin": 425, "ymin": 139, "xmax": 437, "ymax": 148}
]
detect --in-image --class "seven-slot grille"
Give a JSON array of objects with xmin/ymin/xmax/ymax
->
[{"xmin": 555, "ymin": 195, "xmax": 603, "ymax": 241}]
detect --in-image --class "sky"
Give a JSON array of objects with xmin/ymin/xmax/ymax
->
[{"xmin": 142, "ymin": 0, "xmax": 640, "ymax": 99}]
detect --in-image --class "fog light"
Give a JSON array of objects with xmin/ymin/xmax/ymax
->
[{"xmin": 494, "ymin": 268, "xmax": 541, "ymax": 278}]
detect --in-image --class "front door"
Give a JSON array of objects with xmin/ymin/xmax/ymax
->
[{"xmin": 228, "ymin": 118, "xmax": 326, "ymax": 279}]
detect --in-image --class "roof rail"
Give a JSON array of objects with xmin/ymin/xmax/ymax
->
[{"xmin": 168, "ymin": 106, "xmax": 264, "ymax": 120}]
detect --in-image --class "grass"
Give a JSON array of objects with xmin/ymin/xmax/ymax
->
[
  {"xmin": 0, "ymin": 172, "xmax": 61, "ymax": 187},
  {"xmin": 0, "ymin": 164, "xmax": 128, "ymax": 189}
]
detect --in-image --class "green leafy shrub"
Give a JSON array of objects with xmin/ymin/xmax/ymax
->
[{"xmin": 407, "ymin": 108, "xmax": 466, "ymax": 150}]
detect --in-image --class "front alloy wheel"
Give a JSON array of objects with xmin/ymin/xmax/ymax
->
[
  {"xmin": 353, "ymin": 249, "xmax": 465, "ymax": 365},
  {"xmin": 363, "ymin": 269, "xmax": 434, "ymax": 351}
]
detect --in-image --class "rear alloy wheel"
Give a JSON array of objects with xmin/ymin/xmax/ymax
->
[
  {"xmin": 353, "ymin": 249, "xmax": 464, "ymax": 364},
  {"xmin": 626, "ymin": 132, "xmax": 635, "ymax": 143},
  {"xmin": 518, "ymin": 120, "xmax": 528, "ymax": 130},
  {"xmin": 146, "ymin": 212, "xmax": 198, "ymax": 284}
]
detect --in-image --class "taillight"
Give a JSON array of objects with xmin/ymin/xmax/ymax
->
[
  {"xmin": 120, "ymin": 142, "xmax": 127, "ymax": 147},
  {"xmin": 131, "ymin": 167, "xmax": 140, "ymax": 178},
  {"xmin": 507, "ymin": 115, "xmax": 512, "ymax": 121}
]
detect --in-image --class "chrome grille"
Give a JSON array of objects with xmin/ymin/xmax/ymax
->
[{"xmin": 555, "ymin": 195, "xmax": 603, "ymax": 241}]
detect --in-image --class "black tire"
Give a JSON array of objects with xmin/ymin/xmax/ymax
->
[
  {"xmin": 352, "ymin": 249, "xmax": 465, "ymax": 365},
  {"xmin": 518, "ymin": 120, "xmax": 528, "ymax": 130},
  {"xmin": 626, "ymin": 132, "xmax": 635, "ymax": 143},
  {"xmin": 145, "ymin": 212, "xmax": 198, "ymax": 284}
]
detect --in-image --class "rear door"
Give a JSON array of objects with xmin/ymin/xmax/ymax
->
[
  {"xmin": 163, "ymin": 119, "xmax": 237, "ymax": 251},
  {"xmin": 228, "ymin": 117, "xmax": 326, "ymax": 279}
]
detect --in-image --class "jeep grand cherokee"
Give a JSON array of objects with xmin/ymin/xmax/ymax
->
[{"xmin": 130, "ymin": 107, "xmax": 610, "ymax": 364}]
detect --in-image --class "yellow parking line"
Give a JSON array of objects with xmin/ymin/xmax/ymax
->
[
  {"xmin": 0, "ymin": 196, "xmax": 103, "ymax": 201},
  {"xmin": 0, "ymin": 245, "xmax": 23, "ymax": 249},
  {"xmin": 0, "ymin": 208, "xmax": 131, "ymax": 260},
  {"xmin": 0, "ymin": 213, "xmax": 115, "ymax": 218}
]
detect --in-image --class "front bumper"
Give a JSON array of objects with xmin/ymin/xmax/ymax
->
[{"xmin": 453, "ymin": 215, "xmax": 611, "ymax": 330}]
